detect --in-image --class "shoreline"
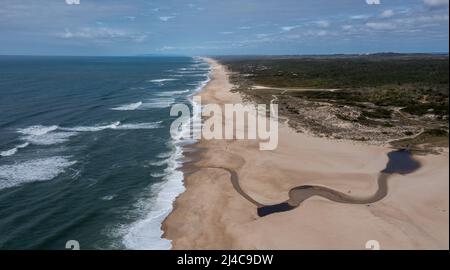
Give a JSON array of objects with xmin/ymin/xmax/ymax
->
[{"xmin": 162, "ymin": 58, "xmax": 449, "ymax": 249}]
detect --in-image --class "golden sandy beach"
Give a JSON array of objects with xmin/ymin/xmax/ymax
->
[{"xmin": 162, "ymin": 58, "xmax": 449, "ymax": 250}]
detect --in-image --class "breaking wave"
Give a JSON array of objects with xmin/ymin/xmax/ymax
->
[
  {"xmin": 0, "ymin": 156, "xmax": 76, "ymax": 190},
  {"xmin": 0, "ymin": 142, "xmax": 30, "ymax": 157},
  {"xmin": 111, "ymin": 102, "xmax": 143, "ymax": 111}
]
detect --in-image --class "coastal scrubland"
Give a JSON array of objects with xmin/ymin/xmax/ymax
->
[{"xmin": 218, "ymin": 54, "xmax": 449, "ymax": 152}]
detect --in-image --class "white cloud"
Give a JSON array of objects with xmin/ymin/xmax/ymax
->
[
  {"xmin": 281, "ymin": 25, "xmax": 299, "ymax": 32},
  {"xmin": 133, "ymin": 35, "xmax": 147, "ymax": 42},
  {"xmin": 366, "ymin": 22, "xmax": 396, "ymax": 30},
  {"xmin": 256, "ymin": 33, "xmax": 270, "ymax": 38},
  {"xmin": 157, "ymin": 45, "xmax": 222, "ymax": 51},
  {"xmin": 159, "ymin": 16, "xmax": 175, "ymax": 22},
  {"xmin": 159, "ymin": 46, "xmax": 176, "ymax": 51},
  {"xmin": 393, "ymin": 13, "xmax": 449, "ymax": 25},
  {"xmin": 366, "ymin": 0, "xmax": 381, "ymax": 4},
  {"xmin": 238, "ymin": 26, "xmax": 252, "ymax": 30},
  {"xmin": 423, "ymin": 0, "xmax": 449, "ymax": 7},
  {"xmin": 381, "ymin": 9, "xmax": 395, "ymax": 18},
  {"xmin": 350, "ymin": 14, "xmax": 370, "ymax": 20},
  {"xmin": 65, "ymin": 0, "xmax": 80, "ymax": 5},
  {"xmin": 60, "ymin": 27, "xmax": 147, "ymax": 42},
  {"xmin": 342, "ymin": 25, "xmax": 353, "ymax": 30},
  {"xmin": 61, "ymin": 28, "xmax": 122, "ymax": 39},
  {"xmin": 220, "ymin": 31, "xmax": 233, "ymax": 34},
  {"xmin": 316, "ymin": 20, "xmax": 330, "ymax": 28},
  {"xmin": 285, "ymin": 34, "xmax": 301, "ymax": 39}
]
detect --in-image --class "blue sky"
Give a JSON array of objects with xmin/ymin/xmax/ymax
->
[{"xmin": 0, "ymin": 0, "xmax": 448, "ymax": 56}]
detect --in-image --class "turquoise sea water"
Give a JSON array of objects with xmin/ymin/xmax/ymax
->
[{"xmin": 0, "ymin": 56, "xmax": 209, "ymax": 249}]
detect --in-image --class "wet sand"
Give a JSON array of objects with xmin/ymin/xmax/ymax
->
[{"xmin": 162, "ymin": 58, "xmax": 449, "ymax": 250}]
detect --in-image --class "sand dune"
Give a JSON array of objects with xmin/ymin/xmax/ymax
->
[{"xmin": 162, "ymin": 58, "xmax": 449, "ymax": 250}]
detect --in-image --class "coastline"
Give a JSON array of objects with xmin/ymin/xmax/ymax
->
[{"xmin": 162, "ymin": 58, "xmax": 449, "ymax": 249}]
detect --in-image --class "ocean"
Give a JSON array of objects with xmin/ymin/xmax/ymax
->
[{"xmin": 0, "ymin": 56, "xmax": 209, "ymax": 249}]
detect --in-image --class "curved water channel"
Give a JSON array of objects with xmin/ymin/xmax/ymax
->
[{"xmin": 200, "ymin": 149, "xmax": 421, "ymax": 217}]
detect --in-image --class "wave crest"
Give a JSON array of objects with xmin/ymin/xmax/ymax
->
[
  {"xmin": 0, "ymin": 142, "xmax": 29, "ymax": 157},
  {"xmin": 111, "ymin": 102, "xmax": 143, "ymax": 111},
  {"xmin": 0, "ymin": 157, "xmax": 76, "ymax": 190}
]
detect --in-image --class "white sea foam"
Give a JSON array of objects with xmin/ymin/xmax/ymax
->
[
  {"xmin": 111, "ymin": 99, "xmax": 175, "ymax": 110},
  {"xmin": 116, "ymin": 122, "xmax": 162, "ymax": 130},
  {"xmin": 156, "ymin": 151, "xmax": 173, "ymax": 159},
  {"xmin": 191, "ymin": 63, "xmax": 210, "ymax": 69},
  {"xmin": 121, "ymin": 59, "xmax": 211, "ymax": 250},
  {"xmin": 171, "ymin": 73, "xmax": 208, "ymax": 77},
  {"xmin": 16, "ymin": 121, "xmax": 161, "ymax": 147},
  {"xmin": 148, "ymin": 79, "xmax": 178, "ymax": 84},
  {"xmin": 62, "ymin": 121, "xmax": 162, "ymax": 132},
  {"xmin": 150, "ymin": 172, "xmax": 167, "ymax": 178},
  {"xmin": 149, "ymin": 160, "xmax": 166, "ymax": 166},
  {"xmin": 0, "ymin": 148, "xmax": 18, "ymax": 157},
  {"xmin": 101, "ymin": 195, "xmax": 116, "ymax": 201},
  {"xmin": 0, "ymin": 142, "xmax": 30, "ymax": 157},
  {"xmin": 122, "ymin": 142, "xmax": 185, "ymax": 250},
  {"xmin": 149, "ymin": 155, "xmax": 176, "ymax": 166},
  {"xmin": 179, "ymin": 66, "xmax": 209, "ymax": 71},
  {"xmin": 175, "ymin": 71, "xmax": 205, "ymax": 75},
  {"xmin": 23, "ymin": 131, "xmax": 78, "ymax": 146},
  {"xmin": 17, "ymin": 142, "xmax": 29, "ymax": 148},
  {"xmin": 156, "ymin": 90, "xmax": 190, "ymax": 97},
  {"xmin": 139, "ymin": 98, "xmax": 175, "ymax": 109},
  {"xmin": 17, "ymin": 125, "xmax": 58, "ymax": 136},
  {"xmin": 17, "ymin": 125, "xmax": 76, "ymax": 145},
  {"xmin": 61, "ymin": 121, "xmax": 121, "ymax": 132},
  {"xmin": 0, "ymin": 156, "xmax": 76, "ymax": 190},
  {"xmin": 111, "ymin": 101, "xmax": 143, "ymax": 111}
]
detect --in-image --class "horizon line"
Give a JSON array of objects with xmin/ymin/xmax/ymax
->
[{"xmin": 0, "ymin": 51, "xmax": 449, "ymax": 58}]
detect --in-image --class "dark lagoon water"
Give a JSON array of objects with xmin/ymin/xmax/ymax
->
[{"xmin": 0, "ymin": 56, "xmax": 209, "ymax": 249}]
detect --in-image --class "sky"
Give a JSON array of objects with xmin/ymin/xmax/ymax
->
[{"xmin": 0, "ymin": 0, "xmax": 448, "ymax": 56}]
